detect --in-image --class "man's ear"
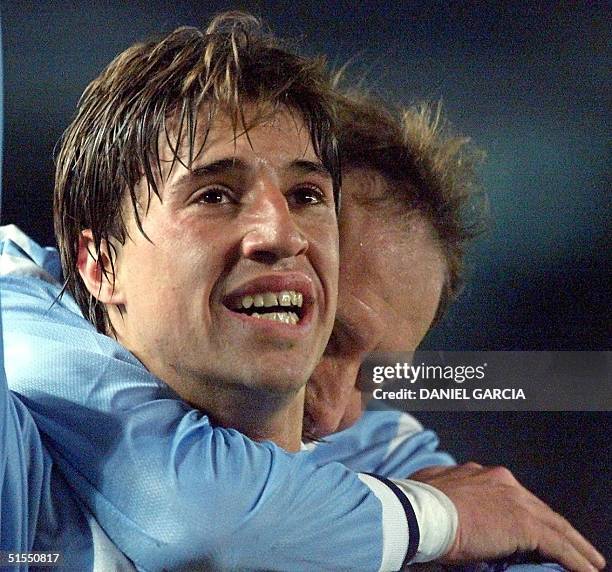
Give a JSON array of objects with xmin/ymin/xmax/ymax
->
[{"xmin": 77, "ymin": 230, "xmax": 126, "ymax": 305}]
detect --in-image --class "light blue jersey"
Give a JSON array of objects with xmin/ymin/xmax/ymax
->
[
  {"xmin": 1, "ymin": 226, "xmax": 450, "ymax": 570},
  {"xmin": 0, "ymin": 344, "xmax": 44, "ymax": 560},
  {"xmin": 0, "ymin": 227, "xmax": 563, "ymax": 572}
]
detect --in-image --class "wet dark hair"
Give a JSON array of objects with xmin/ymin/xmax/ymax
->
[{"xmin": 54, "ymin": 12, "xmax": 340, "ymax": 333}]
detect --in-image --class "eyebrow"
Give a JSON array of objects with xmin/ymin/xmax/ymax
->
[
  {"xmin": 171, "ymin": 158, "xmax": 249, "ymax": 189},
  {"xmin": 290, "ymin": 160, "xmax": 332, "ymax": 179},
  {"xmin": 171, "ymin": 157, "xmax": 331, "ymax": 192}
]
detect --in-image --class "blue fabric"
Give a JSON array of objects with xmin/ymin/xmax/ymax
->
[
  {"xmin": 0, "ymin": 226, "xmax": 564, "ymax": 571},
  {"xmin": 308, "ymin": 407, "xmax": 455, "ymax": 476},
  {"xmin": 0, "ymin": 248, "xmax": 97, "ymax": 570},
  {"xmin": 1, "ymin": 226, "xmax": 389, "ymax": 570},
  {"xmin": 0, "ymin": 356, "xmax": 43, "ymax": 559}
]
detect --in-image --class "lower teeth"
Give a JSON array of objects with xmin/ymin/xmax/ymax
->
[{"xmin": 251, "ymin": 311, "xmax": 299, "ymax": 325}]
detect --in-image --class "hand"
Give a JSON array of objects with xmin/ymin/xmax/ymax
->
[{"xmin": 411, "ymin": 463, "xmax": 606, "ymax": 572}]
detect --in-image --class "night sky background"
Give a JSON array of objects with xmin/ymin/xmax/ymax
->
[{"xmin": 1, "ymin": 0, "xmax": 610, "ymax": 559}]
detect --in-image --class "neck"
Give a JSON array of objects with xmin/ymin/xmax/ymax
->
[
  {"xmin": 195, "ymin": 384, "xmax": 305, "ymax": 452},
  {"xmin": 114, "ymin": 328, "xmax": 306, "ymax": 452},
  {"xmin": 210, "ymin": 389, "xmax": 304, "ymax": 452}
]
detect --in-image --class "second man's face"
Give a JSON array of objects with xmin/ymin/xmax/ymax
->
[
  {"xmin": 103, "ymin": 105, "xmax": 339, "ymax": 407},
  {"xmin": 306, "ymin": 168, "xmax": 447, "ymax": 436}
]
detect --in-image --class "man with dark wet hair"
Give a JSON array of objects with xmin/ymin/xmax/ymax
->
[
  {"xmin": 2, "ymin": 12, "xmax": 604, "ymax": 572},
  {"xmin": 3, "ymin": 14, "xmax": 456, "ymax": 570}
]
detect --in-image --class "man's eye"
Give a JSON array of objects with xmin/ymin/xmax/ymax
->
[
  {"xmin": 195, "ymin": 187, "xmax": 233, "ymax": 204},
  {"xmin": 289, "ymin": 185, "xmax": 326, "ymax": 206}
]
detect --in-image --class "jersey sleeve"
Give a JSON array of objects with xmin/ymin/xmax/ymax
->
[
  {"xmin": 2, "ymin": 226, "xmax": 433, "ymax": 572},
  {"xmin": 0, "ymin": 342, "xmax": 44, "ymax": 557},
  {"xmin": 0, "ymin": 226, "xmax": 45, "ymax": 552},
  {"xmin": 0, "ymin": 229, "xmax": 45, "ymax": 555},
  {"xmin": 305, "ymin": 407, "xmax": 455, "ymax": 478}
]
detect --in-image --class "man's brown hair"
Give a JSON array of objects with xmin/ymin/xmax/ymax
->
[
  {"xmin": 54, "ymin": 12, "xmax": 340, "ymax": 333},
  {"xmin": 336, "ymin": 93, "xmax": 486, "ymax": 322}
]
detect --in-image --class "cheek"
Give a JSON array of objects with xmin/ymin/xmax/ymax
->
[
  {"xmin": 308, "ymin": 219, "xmax": 339, "ymax": 291},
  {"xmin": 326, "ymin": 222, "xmax": 340, "ymax": 270},
  {"xmin": 155, "ymin": 227, "xmax": 226, "ymax": 285},
  {"xmin": 120, "ymin": 244, "xmax": 205, "ymax": 320},
  {"xmin": 383, "ymin": 275, "xmax": 443, "ymax": 350},
  {"xmin": 403, "ymin": 261, "xmax": 444, "ymax": 319}
]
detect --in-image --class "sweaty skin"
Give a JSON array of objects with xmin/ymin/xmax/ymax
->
[{"xmin": 306, "ymin": 168, "xmax": 446, "ymax": 436}]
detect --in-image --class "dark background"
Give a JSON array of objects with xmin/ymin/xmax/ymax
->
[{"xmin": 1, "ymin": 0, "xmax": 610, "ymax": 560}]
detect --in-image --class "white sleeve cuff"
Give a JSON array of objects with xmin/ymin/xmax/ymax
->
[
  {"xmin": 357, "ymin": 473, "xmax": 410, "ymax": 571},
  {"xmin": 390, "ymin": 478, "xmax": 458, "ymax": 563},
  {"xmin": 357, "ymin": 473, "xmax": 457, "ymax": 570}
]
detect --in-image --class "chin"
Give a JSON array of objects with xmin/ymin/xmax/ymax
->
[
  {"xmin": 247, "ymin": 372, "xmax": 307, "ymax": 396},
  {"xmin": 243, "ymin": 346, "xmax": 315, "ymax": 377}
]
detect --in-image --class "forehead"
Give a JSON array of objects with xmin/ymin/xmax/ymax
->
[
  {"xmin": 158, "ymin": 104, "xmax": 317, "ymax": 178},
  {"xmin": 340, "ymin": 167, "xmax": 439, "ymax": 250},
  {"xmin": 339, "ymin": 167, "xmax": 447, "ymax": 315}
]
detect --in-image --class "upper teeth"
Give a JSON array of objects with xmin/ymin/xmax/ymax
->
[{"xmin": 236, "ymin": 290, "xmax": 303, "ymax": 310}]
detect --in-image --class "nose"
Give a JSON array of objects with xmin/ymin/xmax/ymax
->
[{"xmin": 241, "ymin": 186, "xmax": 308, "ymax": 263}]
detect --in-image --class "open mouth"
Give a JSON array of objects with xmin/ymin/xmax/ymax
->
[{"xmin": 225, "ymin": 290, "xmax": 305, "ymax": 325}]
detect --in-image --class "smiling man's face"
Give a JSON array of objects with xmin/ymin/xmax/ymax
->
[{"xmin": 88, "ymin": 106, "xmax": 338, "ymax": 407}]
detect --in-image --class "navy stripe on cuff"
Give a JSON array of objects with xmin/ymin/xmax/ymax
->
[{"xmin": 366, "ymin": 473, "xmax": 420, "ymax": 569}]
